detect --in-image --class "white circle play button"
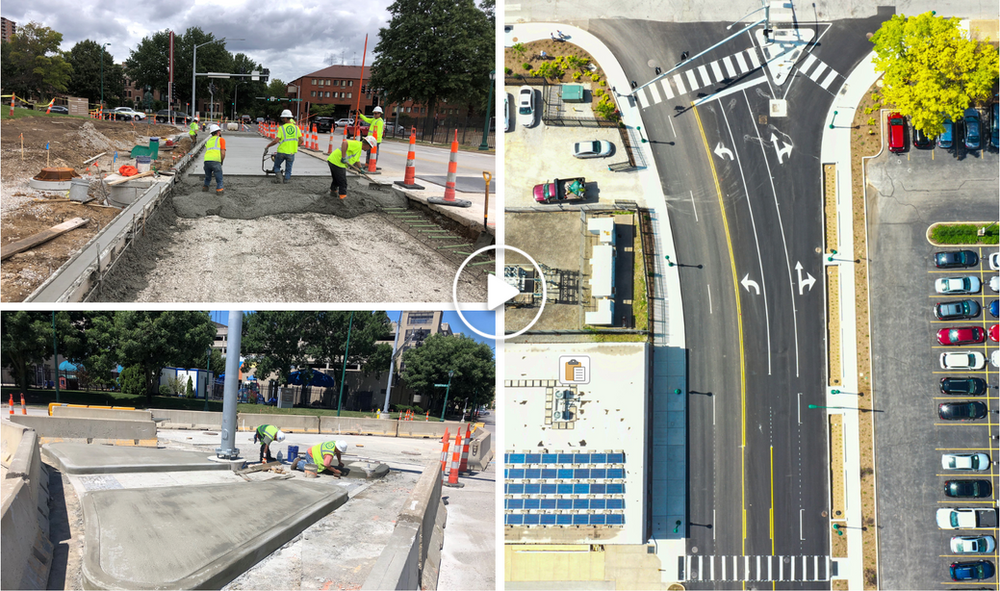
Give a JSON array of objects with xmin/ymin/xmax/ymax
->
[{"xmin": 452, "ymin": 245, "xmax": 547, "ymax": 340}]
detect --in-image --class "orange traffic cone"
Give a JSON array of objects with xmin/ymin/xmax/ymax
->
[
  {"xmin": 439, "ymin": 427, "xmax": 451, "ymax": 475},
  {"xmin": 20, "ymin": 393, "xmax": 26, "ymax": 415},
  {"xmin": 366, "ymin": 141, "xmax": 379, "ymax": 174},
  {"xmin": 425, "ymin": 411, "xmax": 429, "ymax": 422},
  {"xmin": 445, "ymin": 430, "xmax": 465, "ymax": 487},
  {"xmin": 459, "ymin": 423, "xmax": 472, "ymax": 473},
  {"xmin": 428, "ymin": 130, "xmax": 471, "ymax": 207},
  {"xmin": 8, "ymin": 393, "xmax": 13, "ymax": 416},
  {"xmin": 395, "ymin": 127, "xmax": 424, "ymax": 190}
]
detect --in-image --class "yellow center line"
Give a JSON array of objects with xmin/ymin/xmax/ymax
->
[{"xmin": 693, "ymin": 104, "xmax": 749, "ymax": 556}]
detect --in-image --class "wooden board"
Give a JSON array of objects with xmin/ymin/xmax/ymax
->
[{"xmin": 1, "ymin": 217, "xmax": 89, "ymax": 261}]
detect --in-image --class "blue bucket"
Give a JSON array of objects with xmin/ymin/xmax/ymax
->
[{"xmin": 287, "ymin": 445, "xmax": 299, "ymax": 461}]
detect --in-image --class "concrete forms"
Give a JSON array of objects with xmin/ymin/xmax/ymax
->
[{"xmin": 1, "ymin": 419, "xmax": 53, "ymax": 590}]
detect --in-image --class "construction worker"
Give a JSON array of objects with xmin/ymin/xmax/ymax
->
[
  {"xmin": 189, "ymin": 117, "xmax": 199, "ymax": 143},
  {"xmin": 253, "ymin": 424, "xmax": 285, "ymax": 463},
  {"xmin": 202, "ymin": 124, "xmax": 226, "ymax": 194},
  {"xmin": 326, "ymin": 136, "xmax": 376, "ymax": 200},
  {"xmin": 264, "ymin": 109, "xmax": 303, "ymax": 184},
  {"xmin": 357, "ymin": 106, "xmax": 385, "ymax": 166},
  {"xmin": 291, "ymin": 440, "xmax": 348, "ymax": 476}
]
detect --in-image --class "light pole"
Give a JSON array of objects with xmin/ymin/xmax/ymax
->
[
  {"xmin": 100, "ymin": 42, "xmax": 111, "ymax": 109},
  {"xmin": 192, "ymin": 38, "xmax": 233, "ymax": 121},
  {"xmin": 438, "ymin": 370, "xmax": 455, "ymax": 422},
  {"xmin": 808, "ymin": 404, "xmax": 857, "ymax": 411},
  {"xmin": 479, "ymin": 70, "xmax": 495, "ymax": 151}
]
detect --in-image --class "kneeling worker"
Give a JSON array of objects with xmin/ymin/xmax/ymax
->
[
  {"xmin": 253, "ymin": 424, "xmax": 285, "ymax": 463},
  {"xmin": 326, "ymin": 136, "xmax": 376, "ymax": 200},
  {"xmin": 291, "ymin": 440, "xmax": 348, "ymax": 476}
]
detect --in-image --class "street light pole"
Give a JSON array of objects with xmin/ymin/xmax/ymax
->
[
  {"xmin": 478, "ymin": 70, "xmax": 495, "ymax": 151},
  {"xmin": 192, "ymin": 38, "xmax": 229, "ymax": 121},
  {"xmin": 100, "ymin": 42, "xmax": 111, "ymax": 109},
  {"xmin": 440, "ymin": 370, "xmax": 454, "ymax": 422},
  {"xmin": 336, "ymin": 311, "xmax": 355, "ymax": 417}
]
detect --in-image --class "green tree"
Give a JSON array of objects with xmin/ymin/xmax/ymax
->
[
  {"xmin": 118, "ymin": 365, "xmax": 145, "ymax": 395},
  {"xmin": 67, "ymin": 40, "xmax": 125, "ymax": 107},
  {"xmin": 400, "ymin": 333, "xmax": 494, "ymax": 416},
  {"xmin": 303, "ymin": 312, "xmax": 393, "ymax": 404},
  {"xmin": 1, "ymin": 311, "xmax": 75, "ymax": 394},
  {"xmin": 3, "ymin": 22, "xmax": 73, "ymax": 100},
  {"xmin": 242, "ymin": 311, "xmax": 311, "ymax": 387},
  {"xmin": 871, "ymin": 12, "xmax": 1000, "ymax": 137},
  {"xmin": 370, "ymin": 0, "xmax": 493, "ymax": 120},
  {"xmin": 123, "ymin": 30, "xmax": 170, "ymax": 98}
]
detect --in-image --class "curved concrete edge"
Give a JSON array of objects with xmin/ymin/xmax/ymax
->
[
  {"xmin": 81, "ymin": 480, "xmax": 347, "ymax": 590},
  {"xmin": 1, "ymin": 419, "xmax": 53, "ymax": 590}
]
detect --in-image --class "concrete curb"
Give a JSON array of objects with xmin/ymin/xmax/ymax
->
[{"xmin": 0, "ymin": 419, "xmax": 53, "ymax": 590}]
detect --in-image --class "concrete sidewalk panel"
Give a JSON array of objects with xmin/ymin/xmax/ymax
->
[
  {"xmin": 239, "ymin": 413, "xmax": 319, "ymax": 433},
  {"xmin": 150, "ymin": 408, "xmax": 222, "ymax": 430},
  {"xmin": 42, "ymin": 442, "xmax": 231, "ymax": 474},
  {"xmin": 81, "ymin": 480, "xmax": 347, "ymax": 589},
  {"xmin": 10, "ymin": 415, "xmax": 156, "ymax": 443},
  {"xmin": 320, "ymin": 416, "xmax": 398, "ymax": 436},
  {"xmin": 52, "ymin": 406, "xmax": 153, "ymax": 421}
]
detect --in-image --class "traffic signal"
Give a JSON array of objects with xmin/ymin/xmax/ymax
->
[
  {"xmin": 261, "ymin": 69, "xmax": 270, "ymax": 84},
  {"xmin": 361, "ymin": 84, "xmax": 366, "ymax": 93}
]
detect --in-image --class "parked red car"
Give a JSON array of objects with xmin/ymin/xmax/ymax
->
[
  {"xmin": 888, "ymin": 112, "xmax": 906, "ymax": 153},
  {"xmin": 937, "ymin": 327, "xmax": 987, "ymax": 346}
]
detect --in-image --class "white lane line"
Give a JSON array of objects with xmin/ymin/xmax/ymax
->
[
  {"xmin": 692, "ymin": 74, "xmax": 767, "ymax": 107},
  {"xmin": 712, "ymin": 391, "xmax": 716, "ymax": 425},
  {"xmin": 697, "ymin": 64, "xmax": 712, "ymax": 87},
  {"xmin": 743, "ymin": 88, "xmax": 800, "ymax": 377},
  {"xmin": 711, "ymin": 556, "xmax": 715, "ymax": 580},
  {"xmin": 673, "ymin": 73, "xmax": 686, "ymax": 95},
  {"xmin": 648, "ymin": 82, "xmax": 662, "ymax": 104},
  {"xmin": 813, "ymin": 556, "xmax": 819, "ymax": 581},
  {"xmin": 820, "ymin": 69, "xmax": 839, "ymax": 90},
  {"xmin": 667, "ymin": 115, "xmax": 676, "ymax": 137},
  {"xmin": 767, "ymin": 556, "xmax": 772, "ymax": 581},
  {"xmin": 809, "ymin": 61, "xmax": 828, "ymax": 82},
  {"xmin": 734, "ymin": 52, "xmax": 749, "ymax": 73},
  {"xmin": 636, "ymin": 87, "xmax": 649, "ymax": 109},
  {"xmin": 746, "ymin": 49, "xmax": 761, "ymax": 69},
  {"xmin": 713, "ymin": 509, "xmax": 717, "ymax": 540},
  {"xmin": 689, "ymin": 189, "xmax": 698, "ymax": 222},
  {"xmin": 660, "ymin": 78, "xmax": 674, "ymax": 100},
  {"xmin": 800, "ymin": 53, "xmax": 817, "ymax": 75},
  {"xmin": 745, "ymin": 556, "xmax": 750, "ymax": 581},
  {"xmin": 721, "ymin": 553, "xmax": 726, "ymax": 579},
  {"xmin": 790, "ymin": 555, "xmax": 795, "ymax": 580},
  {"xmin": 686, "ymin": 69, "xmax": 701, "ymax": 91},
  {"xmin": 826, "ymin": 556, "xmax": 831, "ymax": 580},
  {"xmin": 697, "ymin": 555, "xmax": 703, "ymax": 581},
  {"xmin": 711, "ymin": 60, "xmax": 724, "ymax": 82},
  {"xmin": 779, "ymin": 555, "xmax": 785, "ymax": 581},
  {"xmin": 722, "ymin": 55, "xmax": 737, "ymax": 78},
  {"xmin": 708, "ymin": 284, "xmax": 713, "ymax": 314}
]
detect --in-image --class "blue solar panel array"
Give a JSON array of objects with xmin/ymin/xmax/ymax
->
[{"xmin": 504, "ymin": 450, "xmax": 627, "ymax": 528}]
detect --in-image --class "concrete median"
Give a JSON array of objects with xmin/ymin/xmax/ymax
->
[
  {"xmin": 149, "ymin": 408, "xmax": 222, "ymax": 430},
  {"xmin": 9, "ymin": 415, "xmax": 157, "ymax": 446},
  {"xmin": 396, "ymin": 420, "xmax": 468, "ymax": 439},
  {"xmin": 320, "ymin": 416, "xmax": 398, "ymax": 436},
  {"xmin": 52, "ymin": 406, "xmax": 153, "ymax": 421},
  {"xmin": 239, "ymin": 413, "xmax": 319, "ymax": 433}
]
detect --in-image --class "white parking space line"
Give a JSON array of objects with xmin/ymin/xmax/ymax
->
[
  {"xmin": 673, "ymin": 73, "xmax": 687, "ymax": 95},
  {"xmin": 746, "ymin": 49, "xmax": 761, "ymax": 69},
  {"xmin": 697, "ymin": 65, "xmax": 712, "ymax": 87},
  {"xmin": 722, "ymin": 56, "xmax": 737, "ymax": 78},
  {"xmin": 636, "ymin": 87, "xmax": 649, "ymax": 109},
  {"xmin": 686, "ymin": 69, "xmax": 700, "ymax": 90},
  {"xmin": 660, "ymin": 78, "xmax": 675, "ymax": 100},
  {"xmin": 799, "ymin": 53, "xmax": 817, "ymax": 75},
  {"xmin": 734, "ymin": 52, "xmax": 749, "ymax": 74},
  {"xmin": 648, "ymin": 82, "xmax": 663, "ymax": 104},
  {"xmin": 711, "ymin": 61, "xmax": 724, "ymax": 82},
  {"xmin": 808, "ymin": 61, "xmax": 828, "ymax": 82},
  {"xmin": 820, "ymin": 69, "xmax": 839, "ymax": 89}
]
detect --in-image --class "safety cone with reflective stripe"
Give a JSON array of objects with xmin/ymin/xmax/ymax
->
[
  {"xmin": 366, "ymin": 141, "xmax": 380, "ymax": 174},
  {"xmin": 459, "ymin": 423, "xmax": 472, "ymax": 473},
  {"xmin": 439, "ymin": 427, "xmax": 451, "ymax": 475},
  {"xmin": 444, "ymin": 430, "xmax": 466, "ymax": 488},
  {"xmin": 20, "ymin": 393, "xmax": 26, "ymax": 415},
  {"xmin": 327, "ymin": 131, "xmax": 335, "ymax": 155},
  {"xmin": 395, "ymin": 127, "xmax": 425, "ymax": 190},
  {"xmin": 428, "ymin": 130, "xmax": 471, "ymax": 207},
  {"xmin": 8, "ymin": 394, "xmax": 13, "ymax": 416}
]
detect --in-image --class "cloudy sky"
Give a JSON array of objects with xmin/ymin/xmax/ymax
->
[{"xmin": 2, "ymin": 0, "xmax": 394, "ymax": 83}]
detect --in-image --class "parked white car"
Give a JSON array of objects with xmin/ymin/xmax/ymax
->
[
  {"xmin": 942, "ymin": 453, "xmax": 991, "ymax": 471},
  {"xmin": 111, "ymin": 106, "xmax": 146, "ymax": 120},
  {"xmin": 518, "ymin": 86, "xmax": 535, "ymax": 127},
  {"xmin": 952, "ymin": 535, "xmax": 997, "ymax": 554},
  {"xmin": 936, "ymin": 276, "xmax": 981, "ymax": 294},
  {"xmin": 990, "ymin": 275, "xmax": 999, "ymax": 292},
  {"xmin": 941, "ymin": 351, "xmax": 987, "ymax": 370},
  {"xmin": 990, "ymin": 252, "xmax": 1000, "ymax": 271},
  {"xmin": 992, "ymin": 350, "xmax": 1000, "ymax": 368},
  {"xmin": 572, "ymin": 140, "xmax": 613, "ymax": 158}
]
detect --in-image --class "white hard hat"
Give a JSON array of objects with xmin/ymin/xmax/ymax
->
[
  {"xmin": 335, "ymin": 441, "xmax": 347, "ymax": 453},
  {"xmin": 364, "ymin": 135, "xmax": 377, "ymax": 147},
  {"xmin": 276, "ymin": 431, "xmax": 285, "ymax": 442},
  {"xmin": 373, "ymin": 106, "xmax": 383, "ymax": 114},
  {"xmin": 208, "ymin": 124, "xmax": 221, "ymax": 134},
  {"xmin": 280, "ymin": 109, "xmax": 293, "ymax": 118},
  {"xmin": 194, "ymin": 116, "xmax": 199, "ymax": 121}
]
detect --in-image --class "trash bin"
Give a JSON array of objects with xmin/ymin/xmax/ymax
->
[
  {"xmin": 148, "ymin": 137, "xmax": 159, "ymax": 160},
  {"xmin": 135, "ymin": 156, "xmax": 151, "ymax": 172}
]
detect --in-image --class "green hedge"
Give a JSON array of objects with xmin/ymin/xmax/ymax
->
[{"xmin": 931, "ymin": 223, "xmax": 999, "ymax": 245}]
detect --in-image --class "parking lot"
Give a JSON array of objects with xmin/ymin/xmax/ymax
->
[{"xmin": 868, "ymin": 138, "xmax": 1000, "ymax": 589}]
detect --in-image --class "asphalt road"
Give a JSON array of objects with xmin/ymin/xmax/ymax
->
[{"xmin": 587, "ymin": 15, "xmax": 886, "ymax": 587}]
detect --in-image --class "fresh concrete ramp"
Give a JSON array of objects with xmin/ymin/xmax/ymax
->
[
  {"xmin": 340, "ymin": 461, "xmax": 391, "ymax": 479},
  {"xmin": 81, "ymin": 480, "xmax": 347, "ymax": 589},
  {"xmin": 43, "ymin": 442, "xmax": 232, "ymax": 474}
]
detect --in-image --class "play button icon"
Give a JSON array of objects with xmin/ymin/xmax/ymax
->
[{"xmin": 487, "ymin": 273, "xmax": 521, "ymax": 310}]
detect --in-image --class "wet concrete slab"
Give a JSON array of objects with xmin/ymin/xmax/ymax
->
[
  {"xmin": 187, "ymin": 134, "xmax": 332, "ymax": 177},
  {"xmin": 81, "ymin": 480, "xmax": 347, "ymax": 589},
  {"xmin": 43, "ymin": 442, "xmax": 231, "ymax": 474}
]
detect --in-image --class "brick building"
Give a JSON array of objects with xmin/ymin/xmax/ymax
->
[{"xmin": 1, "ymin": 17, "xmax": 15, "ymax": 43}]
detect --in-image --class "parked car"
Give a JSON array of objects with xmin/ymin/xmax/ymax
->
[
  {"xmin": 334, "ymin": 117, "xmax": 354, "ymax": 127},
  {"xmin": 935, "ymin": 250, "xmax": 979, "ymax": 268},
  {"xmin": 912, "ymin": 124, "xmax": 933, "ymax": 148},
  {"xmin": 950, "ymin": 560, "xmax": 995, "ymax": 582},
  {"xmin": 940, "ymin": 351, "xmax": 986, "ymax": 370},
  {"xmin": 939, "ymin": 401, "xmax": 988, "ymax": 420},
  {"xmin": 935, "ymin": 300, "xmax": 981, "ymax": 320},
  {"xmin": 952, "ymin": 535, "xmax": 997, "ymax": 554},
  {"xmin": 990, "ymin": 253, "xmax": 1000, "ymax": 271},
  {"xmin": 48, "ymin": 105, "xmax": 69, "ymax": 115},
  {"xmin": 945, "ymin": 480, "xmax": 993, "ymax": 498},
  {"xmin": 940, "ymin": 377, "xmax": 988, "ymax": 396},
  {"xmin": 887, "ymin": 112, "xmax": 906, "ymax": 152},
  {"xmin": 504, "ymin": 94, "xmax": 511, "ymax": 132},
  {"xmin": 111, "ymin": 106, "xmax": 145, "ymax": 120},
  {"xmin": 942, "ymin": 453, "xmax": 991, "ymax": 471},
  {"xmin": 991, "ymin": 276, "xmax": 999, "ymax": 293},
  {"xmin": 573, "ymin": 140, "xmax": 613, "ymax": 158},
  {"xmin": 938, "ymin": 115, "xmax": 954, "ymax": 148},
  {"xmin": 937, "ymin": 327, "xmax": 986, "ymax": 346},
  {"xmin": 991, "ymin": 300, "xmax": 999, "ymax": 318},
  {"xmin": 991, "ymin": 103, "xmax": 999, "ymax": 149},
  {"xmin": 990, "ymin": 324, "xmax": 999, "ymax": 342},
  {"xmin": 518, "ymin": 86, "xmax": 535, "ymax": 127},
  {"xmin": 154, "ymin": 110, "xmax": 192, "ymax": 124},
  {"xmin": 313, "ymin": 117, "xmax": 336, "ymax": 133},
  {"xmin": 964, "ymin": 108, "xmax": 982, "ymax": 150},
  {"xmin": 935, "ymin": 276, "xmax": 982, "ymax": 295},
  {"xmin": 992, "ymin": 350, "xmax": 1000, "ymax": 369}
]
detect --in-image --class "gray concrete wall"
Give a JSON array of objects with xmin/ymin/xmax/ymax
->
[
  {"xmin": 1, "ymin": 419, "xmax": 51, "ymax": 590},
  {"xmin": 149, "ymin": 408, "xmax": 222, "ymax": 429},
  {"xmin": 239, "ymin": 413, "xmax": 320, "ymax": 433},
  {"xmin": 320, "ymin": 416, "xmax": 398, "ymax": 437},
  {"xmin": 360, "ymin": 522, "xmax": 421, "ymax": 590},
  {"xmin": 9, "ymin": 415, "xmax": 157, "ymax": 443},
  {"xmin": 52, "ymin": 407, "xmax": 153, "ymax": 421},
  {"xmin": 397, "ymin": 420, "xmax": 468, "ymax": 439}
]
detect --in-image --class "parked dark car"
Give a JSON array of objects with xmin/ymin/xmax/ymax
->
[
  {"xmin": 964, "ymin": 107, "xmax": 982, "ymax": 150},
  {"xmin": 912, "ymin": 124, "xmax": 933, "ymax": 148},
  {"xmin": 992, "ymin": 103, "xmax": 999, "ymax": 149},
  {"xmin": 935, "ymin": 250, "xmax": 979, "ymax": 268},
  {"xmin": 935, "ymin": 300, "xmax": 981, "ymax": 320},
  {"xmin": 314, "ymin": 117, "xmax": 336, "ymax": 133},
  {"xmin": 941, "ymin": 377, "xmax": 989, "ymax": 396},
  {"xmin": 945, "ymin": 480, "xmax": 993, "ymax": 498},
  {"xmin": 950, "ymin": 560, "xmax": 995, "ymax": 581},
  {"xmin": 154, "ymin": 109, "xmax": 192, "ymax": 124},
  {"xmin": 991, "ymin": 300, "xmax": 999, "ymax": 318},
  {"xmin": 939, "ymin": 401, "xmax": 988, "ymax": 421}
]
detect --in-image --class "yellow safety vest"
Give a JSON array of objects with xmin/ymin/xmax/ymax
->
[
  {"xmin": 309, "ymin": 441, "xmax": 340, "ymax": 472},
  {"xmin": 277, "ymin": 121, "xmax": 302, "ymax": 154},
  {"xmin": 326, "ymin": 140, "xmax": 363, "ymax": 169},
  {"xmin": 359, "ymin": 113, "xmax": 384, "ymax": 142},
  {"xmin": 204, "ymin": 135, "xmax": 223, "ymax": 162},
  {"xmin": 189, "ymin": 121, "xmax": 198, "ymax": 135}
]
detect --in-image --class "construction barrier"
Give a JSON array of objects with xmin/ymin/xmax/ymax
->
[
  {"xmin": 438, "ymin": 427, "xmax": 450, "ymax": 474},
  {"xmin": 395, "ymin": 127, "xmax": 424, "ymax": 190},
  {"xmin": 1, "ymin": 418, "xmax": 52, "ymax": 590},
  {"xmin": 7, "ymin": 394, "xmax": 13, "ymax": 416},
  {"xmin": 458, "ymin": 423, "xmax": 472, "ymax": 473},
  {"xmin": 311, "ymin": 125, "xmax": 318, "ymax": 151},
  {"xmin": 8, "ymin": 414, "xmax": 157, "ymax": 443},
  {"xmin": 19, "ymin": 394, "xmax": 26, "ymax": 415},
  {"xmin": 327, "ymin": 132, "xmax": 334, "ymax": 155}
]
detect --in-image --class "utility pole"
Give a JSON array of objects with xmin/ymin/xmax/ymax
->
[
  {"xmin": 216, "ymin": 311, "xmax": 243, "ymax": 460},
  {"xmin": 336, "ymin": 311, "xmax": 355, "ymax": 416},
  {"xmin": 381, "ymin": 317, "xmax": 402, "ymax": 418}
]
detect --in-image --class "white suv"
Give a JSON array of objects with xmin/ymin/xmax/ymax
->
[
  {"xmin": 941, "ymin": 351, "xmax": 987, "ymax": 370},
  {"xmin": 111, "ymin": 107, "xmax": 146, "ymax": 121}
]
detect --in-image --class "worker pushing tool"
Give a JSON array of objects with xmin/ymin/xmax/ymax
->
[
  {"xmin": 291, "ymin": 440, "xmax": 348, "ymax": 476},
  {"xmin": 202, "ymin": 124, "xmax": 226, "ymax": 194},
  {"xmin": 357, "ymin": 106, "xmax": 384, "ymax": 167},
  {"xmin": 264, "ymin": 109, "xmax": 304, "ymax": 183},
  {"xmin": 326, "ymin": 136, "xmax": 376, "ymax": 200},
  {"xmin": 253, "ymin": 424, "xmax": 286, "ymax": 463}
]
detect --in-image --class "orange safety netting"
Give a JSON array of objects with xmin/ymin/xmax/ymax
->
[{"xmin": 118, "ymin": 165, "xmax": 139, "ymax": 176}]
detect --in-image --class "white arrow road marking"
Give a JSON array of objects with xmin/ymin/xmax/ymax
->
[
  {"xmin": 770, "ymin": 133, "xmax": 794, "ymax": 164},
  {"xmin": 795, "ymin": 261, "xmax": 816, "ymax": 295},
  {"xmin": 741, "ymin": 274, "xmax": 760, "ymax": 295},
  {"xmin": 714, "ymin": 142, "xmax": 734, "ymax": 160}
]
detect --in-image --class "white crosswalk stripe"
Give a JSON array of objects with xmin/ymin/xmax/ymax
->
[
  {"xmin": 820, "ymin": 68, "xmax": 839, "ymax": 90},
  {"xmin": 673, "ymin": 73, "xmax": 686, "ymax": 95},
  {"xmin": 648, "ymin": 81, "xmax": 662, "ymax": 104},
  {"xmin": 808, "ymin": 61, "xmax": 827, "ymax": 82},
  {"xmin": 800, "ymin": 53, "xmax": 817, "ymax": 74},
  {"xmin": 660, "ymin": 78, "xmax": 674, "ymax": 100},
  {"xmin": 722, "ymin": 56, "xmax": 736, "ymax": 78},
  {"xmin": 746, "ymin": 49, "xmax": 761, "ymax": 69},
  {"xmin": 697, "ymin": 65, "xmax": 712, "ymax": 87},
  {"xmin": 635, "ymin": 47, "xmax": 771, "ymax": 110},
  {"xmin": 685, "ymin": 69, "xmax": 700, "ymax": 91},
  {"xmin": 685, "ymin": 556, "xmax": 831, "ymax": 582},
  {"xmin": 636, "ymin": 87, "xmax": 649, "ymax": 108},
  {"xmin": 734, "ymin": 52, "xmax": 749, "ymax": 73},
  {"xmin": 710, "ymin": 61, "xmax": 724, "ymax": 82}
]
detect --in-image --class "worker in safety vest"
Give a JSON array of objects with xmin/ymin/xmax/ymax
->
[
  {"xmin": 253, "ymin": 424, "xmax": 285, "ymax": 463},
  {"xmin": 264, "ymin": 109, "xmax": 304, "ymax": 184},
  {"xmin": 202, "ymin": 124, "xmax": 226, "ymax": 194},
  {"xmin": 326, "ymin": 136, "xmax": 376, "ymax": 200},
  {"xmin": 357, "ymin": 106, "xmax": 385, "ymax": 166},
  {"xmin": 291, "ymin": 440, "xmax": 348, "ymax": 476},
  {"xmin": 189, "ymin": 117, "xmax": 199, "ymax": 143}
]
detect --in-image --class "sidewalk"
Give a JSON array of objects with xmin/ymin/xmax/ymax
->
[{"xmin": 819, "ymin": 50, "xmax": 881, "ymax": 591}]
